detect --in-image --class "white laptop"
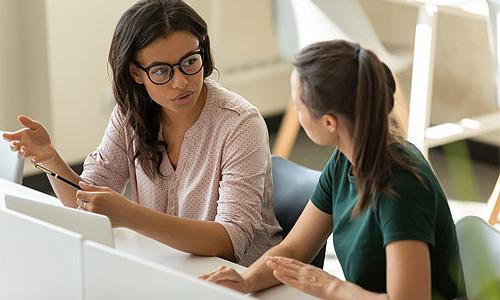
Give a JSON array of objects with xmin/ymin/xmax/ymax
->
[{"xmin": 4, "ymin": 194, "xmax": 114, "ymax": 248}]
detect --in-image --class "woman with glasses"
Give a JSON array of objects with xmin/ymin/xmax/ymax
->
[{"xmin": 3, "ymin": 0, "xmax": 281, "ymax": 266}]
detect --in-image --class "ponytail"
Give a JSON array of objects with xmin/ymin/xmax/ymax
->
[{"xmin": 351, "ymin": 47, "xmax": 395, "ymax": 216}]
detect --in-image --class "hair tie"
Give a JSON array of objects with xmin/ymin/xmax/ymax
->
[{"xmin": 354, "ymin": 47, "xmax": 362, "ymax": 60}]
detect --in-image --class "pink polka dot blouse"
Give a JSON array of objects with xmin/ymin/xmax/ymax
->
[{"xmin": 81, "ymin": 79, "xmax": 282, "ymax": 266}]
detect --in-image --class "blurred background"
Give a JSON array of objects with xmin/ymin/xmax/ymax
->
[{"xmin": 1, "ymin": 0, "xmax": 497, "ymax": 203}]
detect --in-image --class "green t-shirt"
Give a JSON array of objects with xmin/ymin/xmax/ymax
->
[{"xmin": 311, "ymin": 143, "xmax": 465, "ymax": 300}]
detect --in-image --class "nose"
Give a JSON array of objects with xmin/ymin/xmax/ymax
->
[{"xmin": 169, "ymin": 66, "xmax": 188, "ymax": 89}]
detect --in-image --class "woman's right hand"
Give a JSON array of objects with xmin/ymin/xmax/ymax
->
[
  {"xmin": 199, "ymin": 265, "xmax": 251, "ymax": 293},
  {"xmin": 2, "ymin": 115, "xmax": 56, "ymax": 163}
]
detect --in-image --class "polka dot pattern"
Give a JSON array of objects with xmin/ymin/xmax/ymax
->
[{"xmin": 81, "ymin": 79, "xmax": 282, "ymax": 266}]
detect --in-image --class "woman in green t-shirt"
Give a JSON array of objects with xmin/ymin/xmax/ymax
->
[{"xmin": 202, "ymin": 40, "xmax": 465, "ymax": 300}]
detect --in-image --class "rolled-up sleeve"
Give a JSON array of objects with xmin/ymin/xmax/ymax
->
[
  {"xmin": 80, "ymin": 106, "xmax": 130, "ymax": 194},
  {"xmin": 215, "ymin": 109, "xmax": 269, "ymax": 261}
]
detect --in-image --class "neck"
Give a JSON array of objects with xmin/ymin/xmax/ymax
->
[{"xmin": 336, "ymin": 127, "xmax": 355, "ymax": 167}]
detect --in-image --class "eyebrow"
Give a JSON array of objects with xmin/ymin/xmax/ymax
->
[{"xmin": 144, "ymin": 48, "xmax": 200, "ymax": 68}]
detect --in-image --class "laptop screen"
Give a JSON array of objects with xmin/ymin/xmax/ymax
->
[{"xmin": 4, "ymin": 194, "xmax": 114, "ymax": 248}]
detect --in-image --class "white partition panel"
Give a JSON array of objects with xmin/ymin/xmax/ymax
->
[
  {"xmin": 0, "ymin": 209, "xmax": 83, "ymax": 300},
  {"xmin": 83, "ymin": 241, "xmax": 255, "ymax": 300}
]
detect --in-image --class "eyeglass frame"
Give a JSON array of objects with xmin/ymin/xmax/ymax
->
[{"xmin": 132, "ymin": 49, "xmax": 204, "ymax": 85}]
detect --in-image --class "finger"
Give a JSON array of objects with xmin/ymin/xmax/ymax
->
[
  {"xmin": 266, "ymin": 260, "xmax": 301, "ymax": 280},
  {"xmin": 10, "ymin": 141, "xmax": 21, "ymax": 152},
  {"xmin": 270, "ymin": 256, "xmax": 306, "ymax": 268},
  {"xmin": 19, "ymin": 145, "xmax": 35, "ymax": 159},
  {"xmin": 79, "ymin": 181, "xmax": 106, "ymax": 191},
  {"xmin": 205, "ymin": 270, "xmax": 240, "ymax": 283},
  {"xmin": 214, "ymin": 279, "xmax": 247, "ymax": 292},
  {"xmin": 198, "ymin": 274, "xmax": 210, "ymax": 280},
  {"xmin": 76, "ymin": 190, "xmax": 96, "ymax": 202},
  {"xmin": 266, "ymin": 257, "xmax": 302, "ymax": 272},
  {"xmin": 272, "ymin": 271, "xmax": 301, "ymax": 288},
  {"xmin": 76, "ymin": 198, "xmax": 86, "ymax": 207},
  {"xmin": 17, "ymin": 146, "xmax": 27, "ymax": 159},
  {"xmin": 2, "ymin": 130, "xmax": 22, "ymax": 141},
  {"xmin": 2, "ymin": 132, "xmax": 12, "ymax": 141},
  {"xmin": 199, "ymin": 266, "xmax": 228, "ymax": 280},
  {"xmin": 4, "ymin": 128, "xmax": 34, "ymax": 144},
  {"xmin": 18, "ymin": 115, "xmax": 41, "ymax": 130}
]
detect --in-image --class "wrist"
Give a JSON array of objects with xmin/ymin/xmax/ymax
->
[
  {"xmin": 241, "ymin": 272, "xmax": 255, "ymax": 293},
  {"xmin": 124, "ymin": 201, "xmax": 142, "ymax": 229},
  {"xmin": 324, "ymin": 278, "xmax": 343, "ymax": 300},
  {"xmin": 40, "ymin": 146, "xmax": 61, "ymax": 166}
]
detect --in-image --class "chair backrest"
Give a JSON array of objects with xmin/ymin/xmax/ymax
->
[
  {"xmin": 0, "ymin": 130, "xmax": 24, "ymax": 184},
  {"xmin": 486, "ymin": 174, "xmax": 500, "ymax": 225},
  {"xmin": 271, "ymin": 156, "xmax": 326, "ymax": 268},
  {"xmin": 271, "ymin": 0, "xmax": 411, "ymax": 73},
  {"xmin": 455, "ymin": 216, "xmax": 500, "ymax": 299}
]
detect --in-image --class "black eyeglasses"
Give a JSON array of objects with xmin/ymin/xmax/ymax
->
[{"xmin": 133, "ymin": 49, "xmax": 204, "ymax": 85}]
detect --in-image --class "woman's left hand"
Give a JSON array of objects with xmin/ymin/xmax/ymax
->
[
  {"xmin": 266, "ymin": 256, "xmax": 341, "ymax": 300},
  {"xmin": 76, "ymin": 181, "xmax": 137, "ymax": 227}
]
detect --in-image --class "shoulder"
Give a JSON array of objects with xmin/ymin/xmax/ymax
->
[
  {"xmin": 205, "ymin": 79, "xmax": 259, "ymax": 118},
  {"xmin": 389, "ymin": 142, "xmax": 438, "ymax": 192},
  {"xmin": 377, "ymin": 142, "xmax": 441, "ymax": 213}
]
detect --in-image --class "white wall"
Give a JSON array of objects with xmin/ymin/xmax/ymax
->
[
  {"xmin": 186, "ymin": 0, "xmax": 293, "ymax": 116},
  {"xmin": 44, "ymin": 0, "xmax": 137, "ymax": 165},
  {"xmin": 0, "ymin": 0, "xmax": 497, "ymax": 173},
  {"xmin": 0, "ymin": 0, "xmax": 25, "ymax": 131}
]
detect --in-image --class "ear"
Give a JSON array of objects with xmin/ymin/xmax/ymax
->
[
  {"xmin": 321, "ymin": 114, "xmax": 337, "ymax": 133},
  {"xmin": 129, "ymin": 63, "xmax": 145, "ymax": 84}
]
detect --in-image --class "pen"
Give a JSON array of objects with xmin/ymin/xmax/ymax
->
[{"xmin": 33, "ymin": 163, "xmax": 81, "ymax": 190}]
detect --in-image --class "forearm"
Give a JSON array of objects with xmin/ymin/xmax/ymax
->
[
  {"xmin": 128, "ymin": 205, "xmax": 235, "ymax": 260},
  {"xmin": 242, "ymin": 241, "xmax": 304, "ymax": 293},
  {"xmin": 326, "ymin": 281, "xmax": 388, "ymax": 300},
  {"xmin": 44, "ymin": 152, "xmax": 82, "ymax": 208}
]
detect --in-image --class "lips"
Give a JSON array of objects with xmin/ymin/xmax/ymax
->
[{"xmin": 173, "ymin": 91, "xmax": 193, "ymax": 101}]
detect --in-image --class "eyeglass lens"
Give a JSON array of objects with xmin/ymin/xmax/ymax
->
[{"xmin": 148, "ymin": 52, "xmax": 203, "ymax": 84}]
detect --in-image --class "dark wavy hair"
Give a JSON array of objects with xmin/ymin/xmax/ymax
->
[
  {"xmin": 108, "ymin": 0, "xmax": 214, "ymax": 179},
  {"xmin": 293, "ymin": 40, "xmax": 423, "ymax": 217}
]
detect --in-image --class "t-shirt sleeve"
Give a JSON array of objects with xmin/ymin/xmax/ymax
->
[
  {"xmin": 80, "ymin": 106, "xmax": 130, "ymax": 193},
  {"xmin": 377, "ymin": 170, "xmax": 437, "ymax": 248},
  {"xmin": 310, "ymin": 150, "xmax": 338, "ymax": 215}
]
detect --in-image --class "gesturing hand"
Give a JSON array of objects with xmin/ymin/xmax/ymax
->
[
  {"xmin": 266, "ymin": 256, "xmax": 341, "ymax": 300},
  {"xmin": 2, "ymin": 115, "xmax": 56, "ymax": 163}
]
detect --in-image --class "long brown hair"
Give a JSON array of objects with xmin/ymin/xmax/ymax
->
[
  {"xmin": 293, "ymin": 40, "xmax": 422, "ymax": 216},
  {"xmin": 108, "ymin": 0, "xmax": 214, "ymax": 179}
]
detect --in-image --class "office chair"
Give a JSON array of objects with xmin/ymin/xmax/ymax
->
[
  {"xmin": 0, "ymin": 130, "xmax": 24, "ymax": 184},
  {"xmin": 455, "ymin": 216, "xmax": 500, "ymax": 299},
  {"xmin": 271, "ymin": 156, "xmax": 326, "ymax": 268}
]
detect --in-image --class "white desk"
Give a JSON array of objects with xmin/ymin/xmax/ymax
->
[
  {"xmin": 0, "ymin": 178, "xmax": 314, "ymax": 300},
  {"xmin": 0, "ymin": 177, "xmax": 61, "ymax": 208}
]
